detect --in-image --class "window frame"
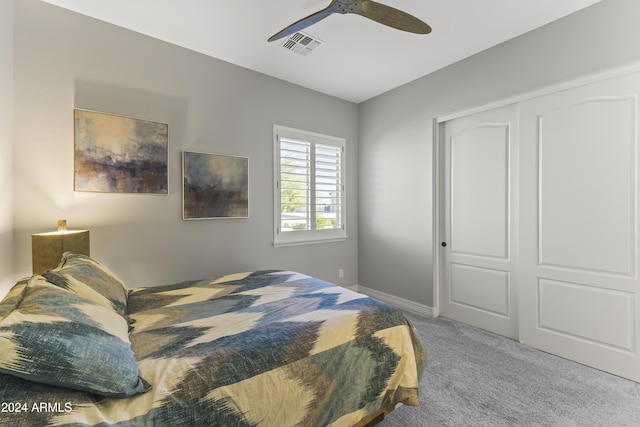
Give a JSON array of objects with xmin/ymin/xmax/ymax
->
[{"xmin": 273, "ymin": 125, "xmax": 347, "ymax": 247}]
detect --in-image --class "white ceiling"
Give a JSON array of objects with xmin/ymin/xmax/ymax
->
[{"xmin": 41, "ymin": 0, "xmax": 601, "ymax": 103}]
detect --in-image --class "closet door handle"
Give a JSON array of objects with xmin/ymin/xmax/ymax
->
[{"xmin": 441, "ymin": 242, "xmax": 447, "ymax": 247}]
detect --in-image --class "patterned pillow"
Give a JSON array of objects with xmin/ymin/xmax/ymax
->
[
  {"xmin": 43, "ymin": 252, "xmax": 128, "ymax": 318},
  {"xmin": 0, "ymin": 277, "xmax": 29, "ymax": 319},
  {"xmin": 0, "ymin": 275, "xmax": 150, "ymax": 397}
]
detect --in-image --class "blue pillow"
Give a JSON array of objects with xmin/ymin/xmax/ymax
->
[
  {"xmin": 0, "ymin": 277, "xmax": 28, "ymax": 319},
  {"xmin": 43, "ymin": 252, "xmax": 128, "ymax": 319},
  {"xmin": 0, "ymin": 275, "xmax": 150, "ymax": 397}
]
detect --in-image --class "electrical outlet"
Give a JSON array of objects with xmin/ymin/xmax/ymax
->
[{"xmin": 338, "ymin": 269, "xmax": 344, "ymax": 279}]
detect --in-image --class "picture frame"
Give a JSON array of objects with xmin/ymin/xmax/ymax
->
[
  {"xmin": 74, "ymin": 109, "xmax": 168, "ymax": 194},
  {"xmin": 182, "ymin": 151, "xmax": 249, "ymax": 219}
]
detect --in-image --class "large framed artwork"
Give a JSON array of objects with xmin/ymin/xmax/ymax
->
[
  {"xmin": 74, "ymin": 109, "xmax": 168, "ymax": 193},
  {"xmin": 182, "ymin": 151, "xmax": 249, "ymax": 219}
]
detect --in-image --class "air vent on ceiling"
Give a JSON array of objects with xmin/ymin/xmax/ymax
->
[{"xmin": 280, "ymin": 32, "xmax": 324, "ymax": 56}]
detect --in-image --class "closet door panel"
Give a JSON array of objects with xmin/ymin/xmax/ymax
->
[{"xmin": 519, "ymin": 70, "xmax": 640, "ymax": 382}]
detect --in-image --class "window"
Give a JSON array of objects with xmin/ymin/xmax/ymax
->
[{"xmin": 273, "ymin": 125, "xmax": 346, "ymax": 246}]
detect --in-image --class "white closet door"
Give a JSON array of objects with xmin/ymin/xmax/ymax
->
[
  {"xmin": 519, "ymin": 71, "xmax": 640, "ymax": 382},
  {"xmin": 440, "ymin": 105, "xmax": 519, "ymax": 339}
]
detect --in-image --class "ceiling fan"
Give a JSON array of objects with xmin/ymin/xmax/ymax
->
[{"xmin": 268, "ymin": 0, "xmax": 431, "ymax": 42}]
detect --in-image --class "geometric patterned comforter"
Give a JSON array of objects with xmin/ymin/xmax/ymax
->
[{"xmin": 0, "ymin": 270, "xmax": 426, "ymax": 426}]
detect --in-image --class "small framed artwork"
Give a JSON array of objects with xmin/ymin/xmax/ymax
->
[
  {"xmin": 74, "ymin": 109, "xmax": 168, "ymax": 193},
  {"xmin": 182, "ymin": 151, "xmax": 249, "ymax": 219}
]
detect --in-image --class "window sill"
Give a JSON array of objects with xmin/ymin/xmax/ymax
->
[{"xmin": 273, "ymin": 235, "xmax": 348, "ymax": 248}]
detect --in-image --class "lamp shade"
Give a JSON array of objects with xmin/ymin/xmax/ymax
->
[{"xmin": 32, "ymin": 229, "xmax": 90, "ymax": 274}]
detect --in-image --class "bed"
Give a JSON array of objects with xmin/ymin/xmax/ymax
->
[{"xmin": 0, "ymin": 253, "xmax": 426, "ymax": 426}]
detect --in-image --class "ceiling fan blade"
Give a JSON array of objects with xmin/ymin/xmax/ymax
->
[
  {"xmin": 268, "ymin": 4, "xmax": 339, "ymax": 42},
  {"xmin": 360, "ymin": 0, "xmax": 431, "ymax": 34}
]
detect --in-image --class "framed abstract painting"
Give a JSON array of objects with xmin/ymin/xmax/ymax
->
[
  {"xmin": 74, "ymin": 109, "xmax": 168, "ymax": 193},
  {"xmin": 182, "ymin": 151, "xmax": 249, "ymax": 219}
]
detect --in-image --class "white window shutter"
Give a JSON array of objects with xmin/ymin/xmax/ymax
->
[{"xmin": 273, "ymin": 125, "xmax": 347, "ymax": 246}]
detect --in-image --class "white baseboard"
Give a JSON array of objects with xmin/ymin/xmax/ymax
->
[{"xmin": 357, "ymin": 285, "xmax": 434, "ymax": 318}]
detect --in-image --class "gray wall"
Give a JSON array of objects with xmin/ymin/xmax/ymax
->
[
  {"xmin": 9, "ymin": 0, "xmax": 358, "ymax": 290},
  {"xmin": 358, "ymin": 0, "xmax": 640, "ymax": 307},
  {"xmin": 6, "ymin": 0, "xmax": 640, "ymax": 307},
  {"xmin": 0, "ymin": 0, "xmax": 14, "ymax": 295}
]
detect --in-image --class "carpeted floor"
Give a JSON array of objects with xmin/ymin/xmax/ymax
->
[{"xmin": 381, "ymin": 312, "xmax": 640, "ymax": 427}]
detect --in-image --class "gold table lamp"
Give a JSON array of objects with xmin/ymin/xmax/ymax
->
[{"xmin": 32, "ymin": 220, "xmax": 90, "ymax": 274}]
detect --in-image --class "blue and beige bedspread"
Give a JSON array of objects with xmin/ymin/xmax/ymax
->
[{"xmin": 0, "ymin": 270, "xmax": 426, "ymax": 426}]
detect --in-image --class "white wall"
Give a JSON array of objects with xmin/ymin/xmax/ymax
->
[
  {"xmin": 0, "ymin": 0, "xmax": 14, "ymax": 298},
  {"xmin": 11, "ymin": 0, "xmax": 358, "ymax": 288},
  {"xmin": 358, "ymin": 0, "xmax": 640, "ymax": 307}
]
